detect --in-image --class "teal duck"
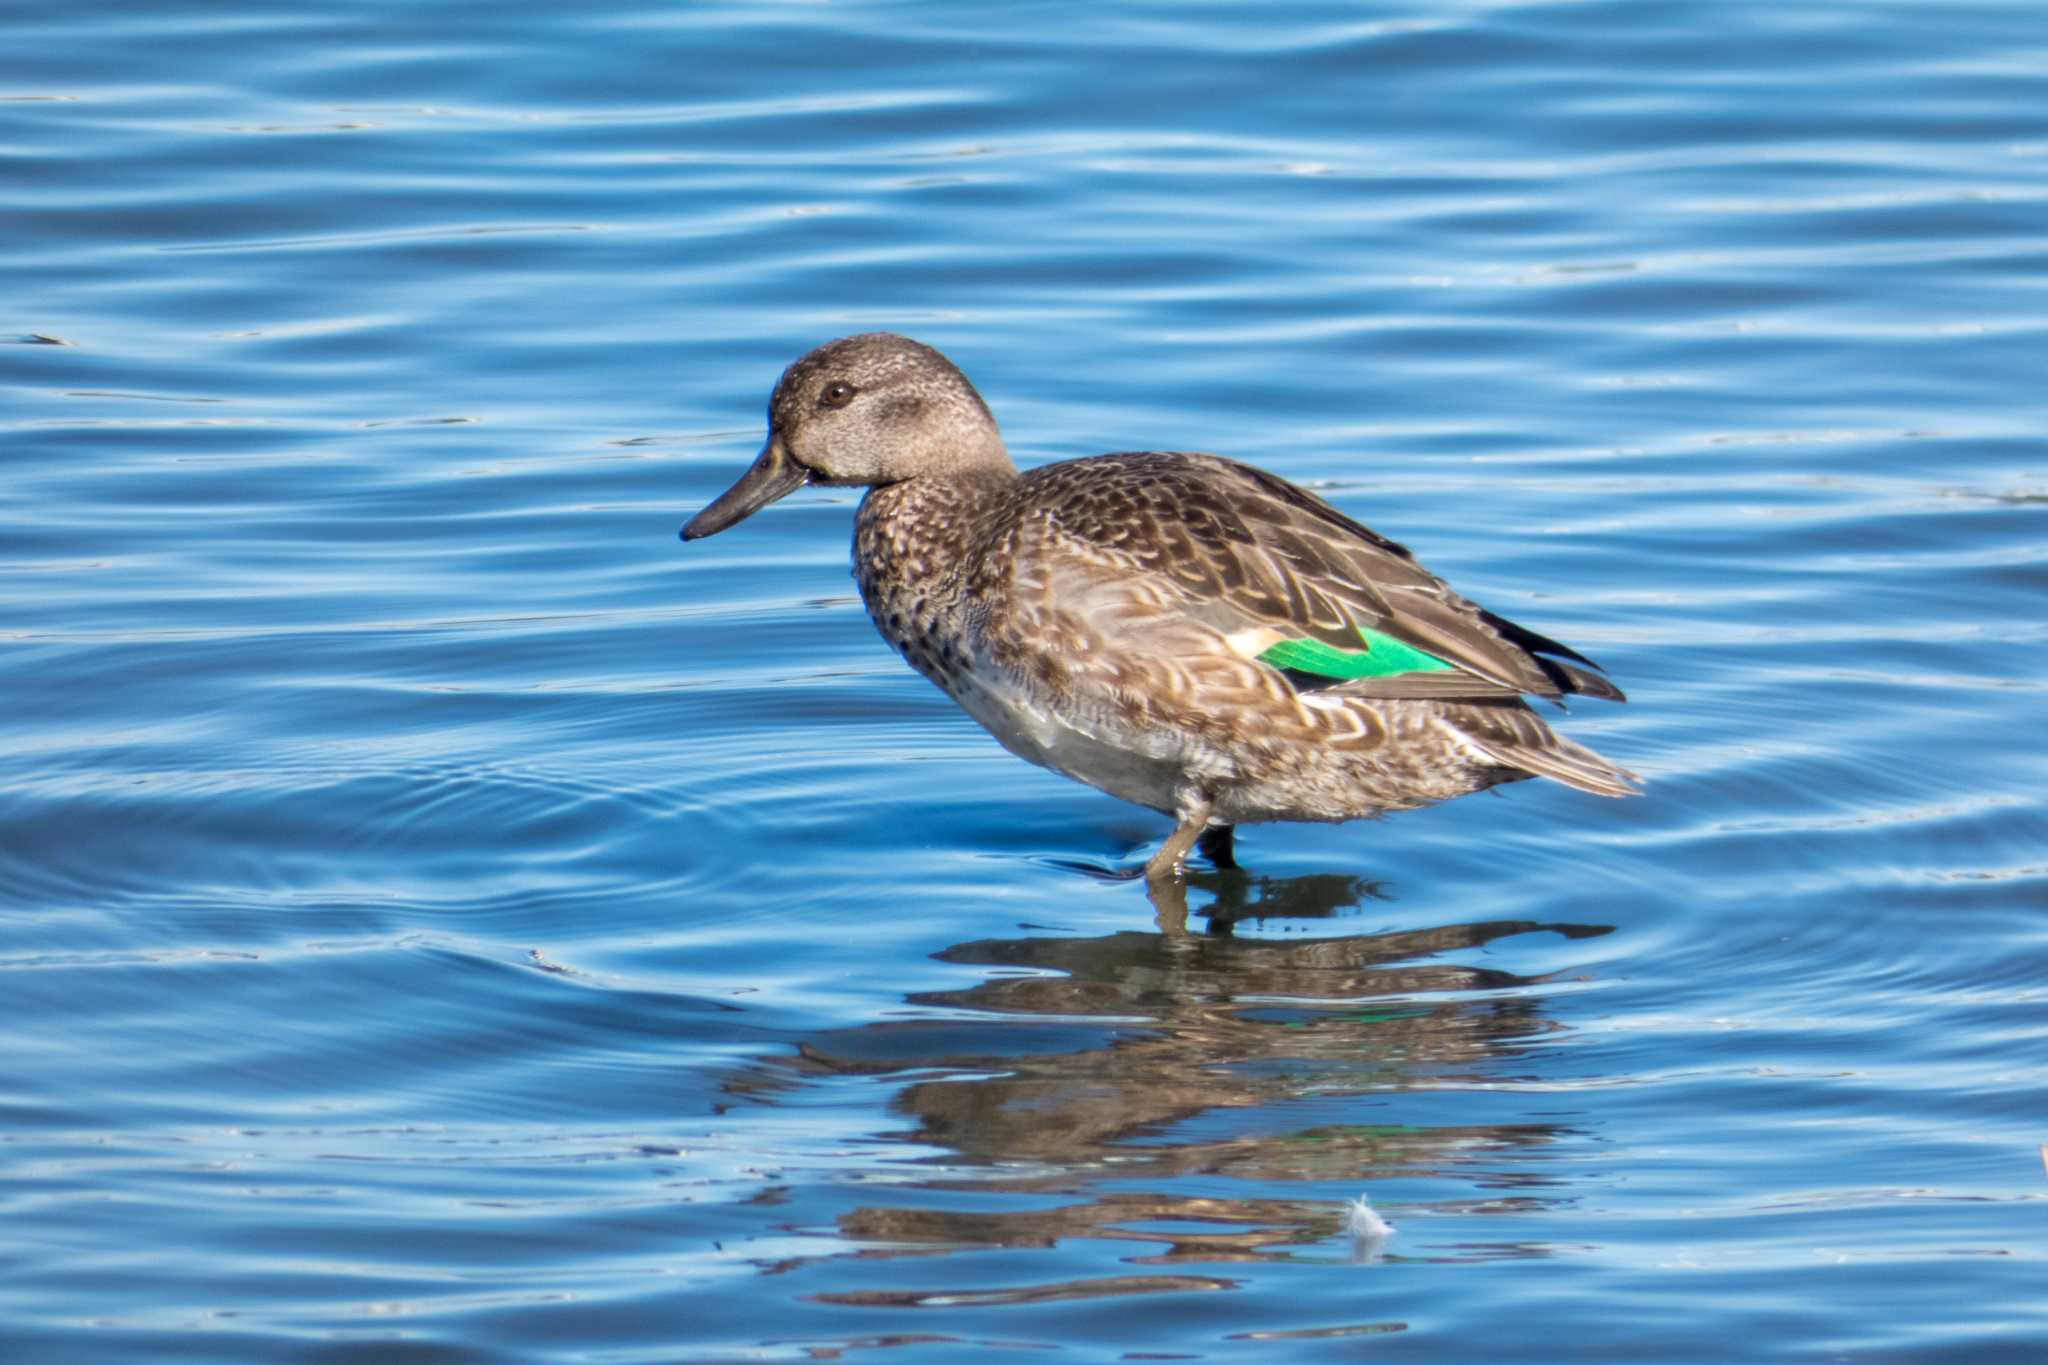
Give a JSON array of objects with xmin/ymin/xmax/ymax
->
[{"xmin": 683, "ymin": 333, "xmax": 1637, "ymax": 889}]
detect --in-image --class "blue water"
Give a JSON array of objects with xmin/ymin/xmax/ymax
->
[{"xmin": 6, "ymin": 1, "xmax": 2047, "ymax": 1359}]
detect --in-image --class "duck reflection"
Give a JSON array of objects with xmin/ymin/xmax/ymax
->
[
  {"xmin": 1187, "ymin": 867, "xmax": 1387, "ymax": 928},
  {"xmin": 731, "ymin": 882, "xmax": 1611, "ymax": 1275}
]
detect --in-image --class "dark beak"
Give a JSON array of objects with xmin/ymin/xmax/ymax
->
[{"xmin": 680, "ymin": 437, "xmax": 809, "ymax": 541}]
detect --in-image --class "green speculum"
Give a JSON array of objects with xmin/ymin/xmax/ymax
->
[{"xmin": 1256, "ymin": 627, "xmax": 1456, "ymax": 680}]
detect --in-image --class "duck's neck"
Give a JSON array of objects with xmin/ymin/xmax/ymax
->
[{"xmin": 854, "ymin": 467, "xmax": 1017, "ymax": 608}]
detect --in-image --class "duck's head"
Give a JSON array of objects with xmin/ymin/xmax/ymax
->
[{"xmin": 681, "ymin": 332, "xmax": 1013, "ymax": 541}]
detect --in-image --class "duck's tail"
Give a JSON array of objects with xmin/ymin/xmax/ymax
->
[{"xmin": 1448, "ymin": 702, "xmax": 1641, "ymax": 799}]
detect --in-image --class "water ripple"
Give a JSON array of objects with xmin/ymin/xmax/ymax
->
[{"xmin": 7, "ymin": 0, "xmax": 2048, "ymax": 1359}]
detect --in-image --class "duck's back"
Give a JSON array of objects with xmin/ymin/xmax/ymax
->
[{"xmin": 977, "ymin": 452, "xmax": 1620, "ymax": 702}]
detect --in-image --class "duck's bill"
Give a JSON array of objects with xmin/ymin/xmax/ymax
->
[{"xmin": 680, "ymin": 438, "xmax": 810, "ymax": 540}]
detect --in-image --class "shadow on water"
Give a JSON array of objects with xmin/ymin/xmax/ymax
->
[
  {"xmin": 724, "ymin": 876, "xmax": 1613, "ymax": 1291},
  {"xmin": 1179, "ymin": 866, "xmax": 1393, "ymax": 932},
  {"xmin": 1053, "ymin": 850, "xmax": 1402, "ymax": 932}
]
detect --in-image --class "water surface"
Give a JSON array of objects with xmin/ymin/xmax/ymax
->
[{"xmin": 5, "ymin": 1, "xmax": 2047, "ymax": 1360}]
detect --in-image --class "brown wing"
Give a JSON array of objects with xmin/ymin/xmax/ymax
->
[{"xmin": 999, "ymin": 452, "xmax": 1624, "ymax": 705}]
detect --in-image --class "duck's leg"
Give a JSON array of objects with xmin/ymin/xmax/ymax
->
[
  {"xmin": 1146, "ymin": 792, "xmax": 1220, "ymax": 934},
  {"xmin": 1196, "ymin": 824, "xmax": 1238, "ymax": 870},
  {"xmin": 1145, "ymin": 791, "xmax": 1214, "ymax": 884}
]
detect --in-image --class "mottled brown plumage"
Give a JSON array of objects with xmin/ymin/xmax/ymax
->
[{"xmin": 683, "ymin": 333, "xmax": 1638, "ymax": 892}]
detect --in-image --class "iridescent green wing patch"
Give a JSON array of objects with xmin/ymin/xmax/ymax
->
[{"xmin": 1257, "ymin": 626, "xmax": 1456, "ymax": 680}]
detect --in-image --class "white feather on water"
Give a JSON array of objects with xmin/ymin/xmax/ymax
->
[{"xmin": 1346, "ymin": 1194, "xmax": 1393, "ymax": 1261}]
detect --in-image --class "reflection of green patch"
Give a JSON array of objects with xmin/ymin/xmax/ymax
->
[
  {"xmin": 1280, "ymin": 1007, "xmax": 1433, "ymax": 1028},
  {"xmin": 1290, "ymin": 1124, "xmax": 1422, "ymax": 1143},
  {"xmin": 1257, "ymin": 627, "xmax": 1455, "ymax": 679}
]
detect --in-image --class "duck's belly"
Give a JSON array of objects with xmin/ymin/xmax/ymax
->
[
  {"xmin": 946, "ymin": 672, "xmax": 1497, "ymax": 825},
  {"xmin": 944, "ymin": 666, "xmax": 1197, "ymax": 816}
]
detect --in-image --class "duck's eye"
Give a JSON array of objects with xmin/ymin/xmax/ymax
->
[{"xmin": 818, "ymin": 380, "xmax": 857, "ymax": 410}]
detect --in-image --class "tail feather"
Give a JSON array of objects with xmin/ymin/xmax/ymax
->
[{"xmin": 1449, "ymin": 703, "xmax": 1641, "ymax": 799}]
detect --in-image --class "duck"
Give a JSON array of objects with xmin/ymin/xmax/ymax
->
[{"xmin": 682, "ymin": 333, "xmax": 1637, "ymax": 897}]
